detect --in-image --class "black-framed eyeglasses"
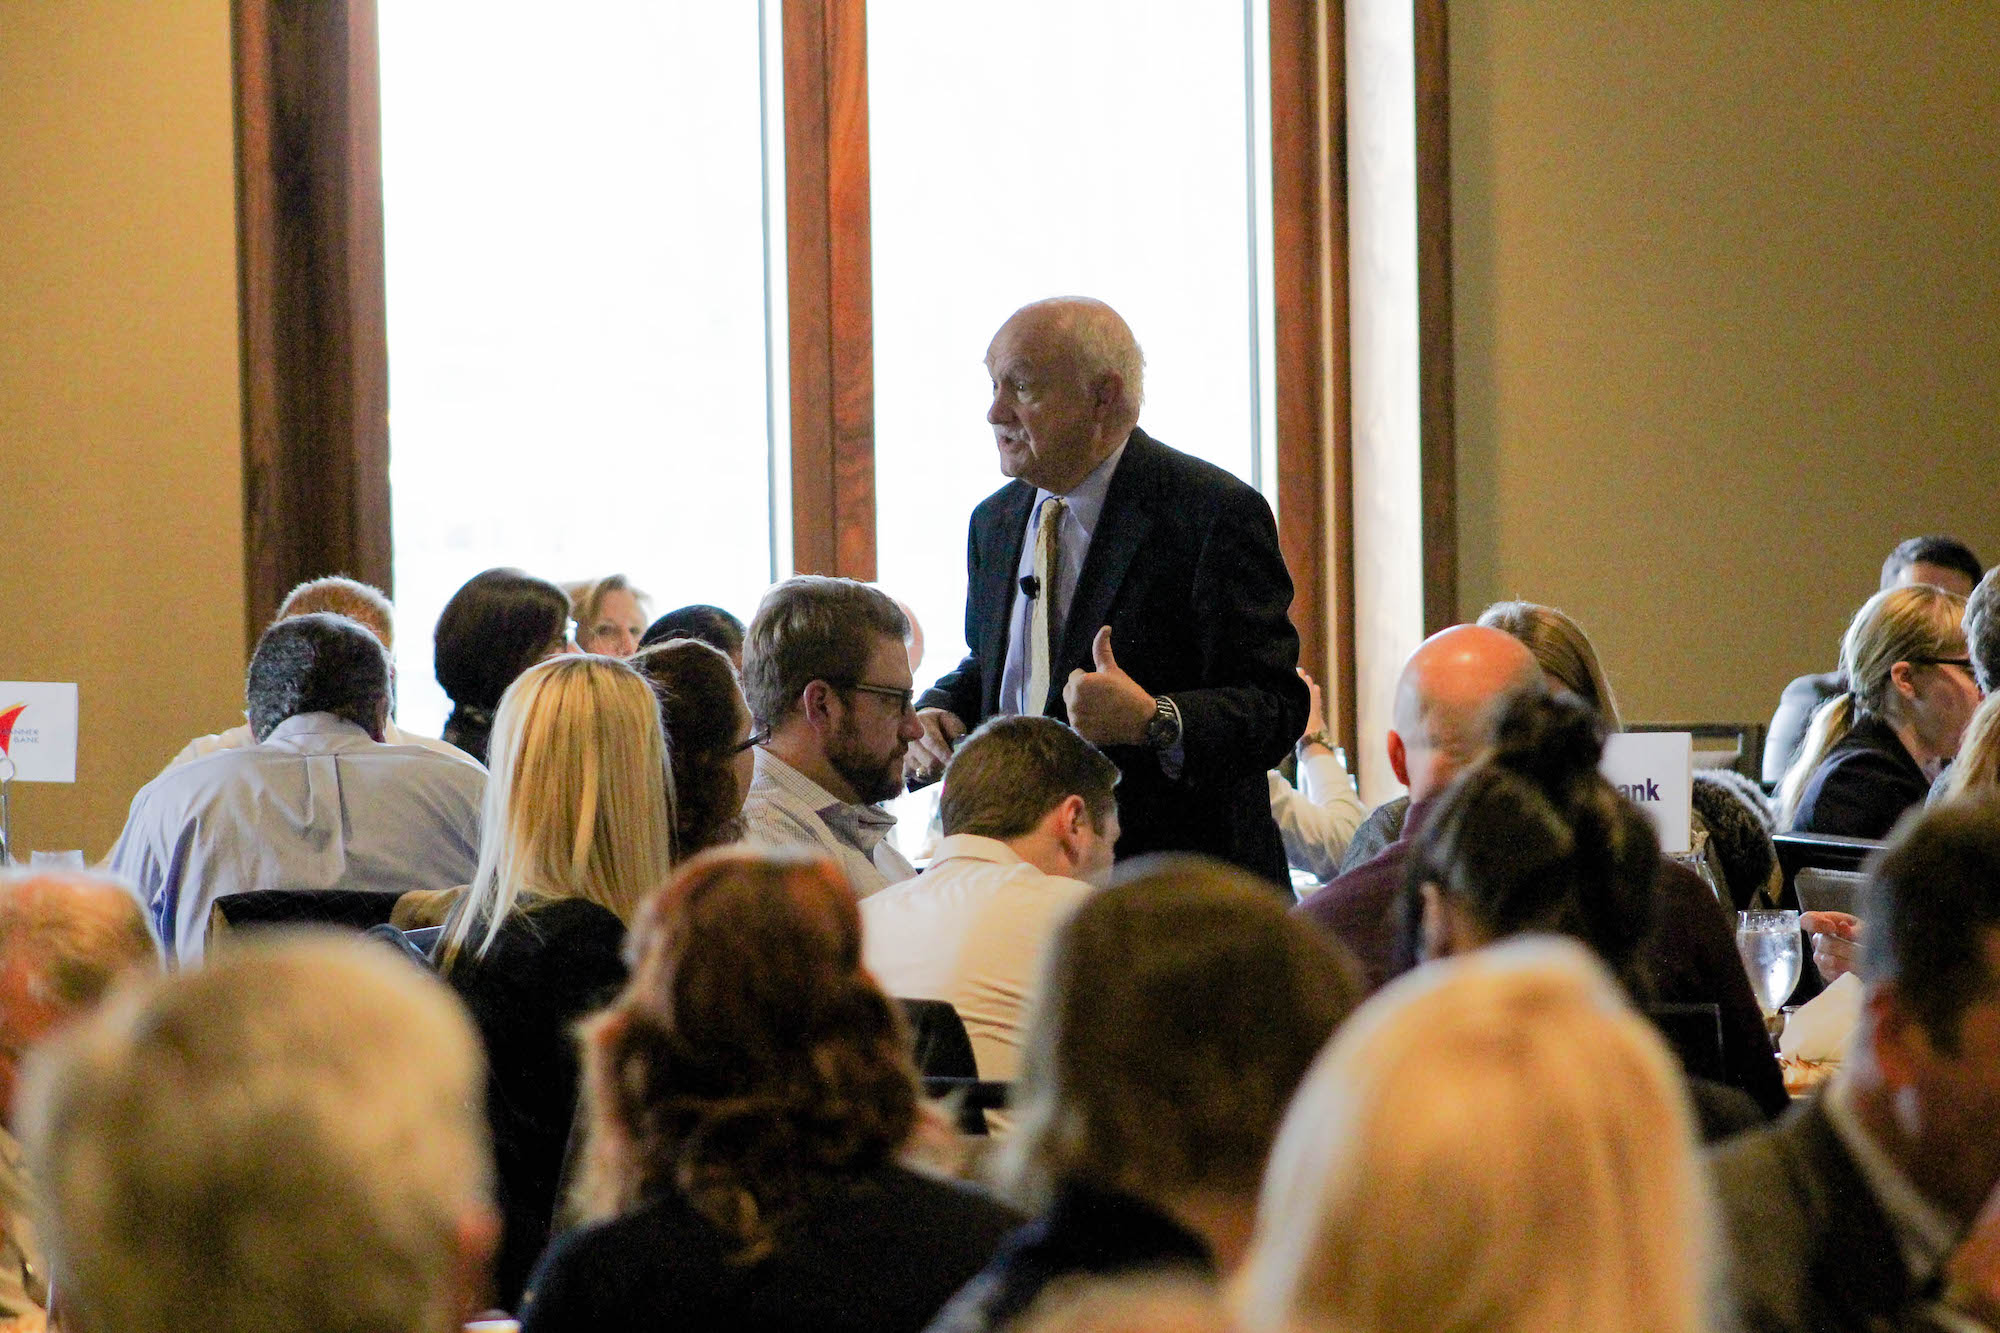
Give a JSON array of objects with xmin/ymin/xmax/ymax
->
[
  {"xmin": 830, "ymin": 680, "xmax": 917, "ymax": 713},
  {"xmin": 733, "ymin": 726, "xmax": 771, "ymax": 754},
  {"xmin": 1910, "ymin": 657, "xmax": 1975, "ymax": 672}
]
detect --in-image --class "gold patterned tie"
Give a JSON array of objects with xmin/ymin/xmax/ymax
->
[{"xmin": 1025, "ymin": 496, "xmax": 1066, "ymax": 716}]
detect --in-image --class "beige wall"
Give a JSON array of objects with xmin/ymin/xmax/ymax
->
[
  {"xmin": 0, "ymin": 3, "xmax": 244, "ymax": 859},
  {"xmin": 1452, "ymin": 4, "xmax": 2000, "ymax": 739}
]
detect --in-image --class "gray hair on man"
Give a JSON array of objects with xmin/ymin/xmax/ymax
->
[
  {"xmin": 1012, "ymin": 296, "xmax": 1146, "ymax": 425},
  {"xmin": 19, "ymin": 933, "xmax": 497, "ymax": 1333}
]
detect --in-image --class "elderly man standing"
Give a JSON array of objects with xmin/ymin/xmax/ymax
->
[
  {"xmin": 741, "ymin": 576, "xmax": 925, "ymax": 896},
  {"xmin": 109, "ymin": 613, "xmax": 484, "ymax": 964},
  {"xmin": 909, "ymin": 297, "xmax": 1307, "ymax": 888},
  {"xmin": 0, "ymin": 871, "xmax": 158, "ymax": 1332}
]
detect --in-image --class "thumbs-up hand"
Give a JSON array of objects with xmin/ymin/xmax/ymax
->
[{"xmin": 1063, "ymin": 625, "xmax": 1157, "ymax": 746}]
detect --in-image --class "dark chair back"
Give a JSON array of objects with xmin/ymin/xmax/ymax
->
[
  {"xmin": 1648, "ymin": 1001, "xmax": 1727, "ymax": 1085},
  {"xmin": 207, "ymin": 889, "xmax": 407, "ymax": 953},
  {"xmin": 1627, "ymin": 721, "xmax": 1767, "ymax": 783},
  {"xmin": 896, "ymin": 997, "xmax": 989, "ymax": 1134},
  {"xmin": 1771, "ymin": 831, "xmax": 1881, "ymax": 909},
  {"xmin": 1794, "ymin": 866, "xmax": 1866, "ymax": 917}
]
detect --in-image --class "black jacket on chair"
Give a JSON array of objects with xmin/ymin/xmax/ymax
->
[{"xmin": 920, "ymin": 429, "xmax": 1307, "ymax": 888}]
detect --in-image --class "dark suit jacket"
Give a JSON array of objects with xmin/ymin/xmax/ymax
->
[
  {"xmin": 921, "ymin": 429, "xmax": 1308, "ymax": 886},
  {"xmin": 1791, "ymin": 713, "xmax": 1931, "ymax": 841},
  {"xmin": 1711, "ymin": 1097, "xmax": 1933, "ymax": 1333}
]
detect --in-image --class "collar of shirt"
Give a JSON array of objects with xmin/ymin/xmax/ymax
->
[
  {"xmin": 1823, "ymin": 1070, "xmax": 1964, "ymax": 1285},
  {"xmin": 260, "ymin": 712, "xmax": 380, "ymax": 751},
  {"xmin": 753, "ymin": 749, "xmax": 897, "ymax": 851},
  {"xmin": 928, "ymin": 833, "xmax": 1028, "ymax": 869},
  {"xmin": 1032, "ymin": 437, "xmax": 1127, "ymax": 541}
]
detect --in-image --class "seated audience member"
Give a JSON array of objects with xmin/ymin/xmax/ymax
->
[
  {"xmin": 1778, "ymin": 584, "xmax": 1976, "ymax": 838},
  {"xmin": 1401, "ymin": 691, "xmax": 1765, "ymax": 1141},
  {"xmin": 166, "ymin": 574, "xmax": 473, "ymax": 767},
  {"xmin": 863, "ymin": 716, "xmax": 1118, "ymax": 1085},
  {"xmin": 1479, "ymin": 599, "xmax": 1779, "ymax": 909},
  {"xmin": 0, "ymin": 871, "xmax": 158, "ymax": 1328},
  {"xmin": 435, "ymin": 567, "xmax": 572, "ymax": 763},
  {"xmin": 565, "ymin": 573, "xmax": 650, "ymax": 658},
  {"xmin": 925, "ymin": 857, "xmax": 1361, "ymax": 1333},
  {"xmin": 1765, "ymin": 535, "xmax": 1983, "ymax": 784},
  {"xmin": 109, "ymin": 613, "xmax": 484, "ymax": 964},
  {"xmin": 1298, "ymin": 625, "xmax": 1540, "ymax": 986},
  {"xmin": 18, "ymin": 935, "xmax": 497, "ymax": 1333},
  {"xmin": 1712, "ymin": 801, "xmax": 2000, "ymax": 1333},
  {"xmin": 435, "ymin": 654, "xmax": 676, "ymax": 1310},
  {"xmin": 741, "ymin": 576, "xmax": 923, "ymax": 895},
  {"xmin": 1297, "ymin": 625, "xmax": 1786, "ymax": 1114},
  {"xmin": 633, "ymin": 638, "xmax": 754, "ymax": 857},
  {"xmin": 638, "ymin": 601, "xmax": 746, "ymax": 667},
  {"xmin": 1266, "ymin": 670, "xmax": 1364, "ymax": 884},
  {"xmin": 1238, "ymin": 938, "xmax": 1711, "ymax": 1333},
  {"xmin": 521, "ymin": 851, "xmax": 1021, "ymax": 1333}
]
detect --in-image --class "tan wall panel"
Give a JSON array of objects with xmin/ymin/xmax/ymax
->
[
  {"xmin": 0, "ymin": 3, "xmax": 244, "ymax": 859},
  {"xmin": 1452, "ymin": 4, "xmax": 2000, "ymax": 734}
]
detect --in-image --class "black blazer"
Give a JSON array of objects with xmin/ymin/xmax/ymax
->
[
  {"xmin": 920, "ymin": 429, "xmax": 1308, "ymax": 887},
  {"xmin": 1710, "ymin": 1097, "xmax": 1929, "ymax": 1332},
  {"xmin": 1791, "ymin": 713, "xmax": 1931, "ymax": 840}
]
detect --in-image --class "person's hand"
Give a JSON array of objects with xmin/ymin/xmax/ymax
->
[
  {"xmin": 1064, "ymin": 627, "xmax": 1156, "ymax": 747},
  {"xmin": 1298, "ymin": 668, "xmax": 1328, "ymax": 747},
  {"xmin": 1801, "ymin": 910, "xmax": 1863, "ymax": 984},
  {"xmin": 904, "ymin": 708, "xmax": 965, "ymax": 786},
  {"xmin": 1943, "ymin": 1174, "xmax": 2000, "ymax": 1326}
]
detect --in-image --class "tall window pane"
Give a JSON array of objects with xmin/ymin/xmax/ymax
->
[
  {"xmin": 868, "ymin": 0, "xmax": 1274, "ymax": 691},
  {"xmin": 380, "ymin": 3, "xmax": 783, "ymax": 736}
]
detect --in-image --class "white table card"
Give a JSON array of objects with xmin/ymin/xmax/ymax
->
[
  {"xmin": 0, "ymin": 682, "xmax": 79, "ymax": 783},
  {"xmin": 1599, "ymin": 731, "xmax": 1692, "ymax": 854}
]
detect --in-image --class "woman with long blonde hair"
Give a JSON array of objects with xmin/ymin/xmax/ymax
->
[
  {"xmin": 438, "ymin": 653, "xmax": 677, "ymax": 1308},
  {"xmin": 1237, "ymin": 937, "xmax": 1713, "ymax": 1333},
  {"xmin": 1777, "ymin": 584, "xmax": 1975, "ymax": 837}
]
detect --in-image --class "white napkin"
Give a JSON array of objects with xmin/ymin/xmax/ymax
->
[{"xmin": 1778, "ymin": 972, "xmax": 1864, "ymax": 1063}]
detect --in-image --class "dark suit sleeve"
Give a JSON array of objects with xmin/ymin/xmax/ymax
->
[
  {"xmin": 1170, "ymin": 481, "xmax": 1308, "ymax": 783},
  {"xmin": 918, "ymin": 519, "xmax": 990, "ymax": 726}
]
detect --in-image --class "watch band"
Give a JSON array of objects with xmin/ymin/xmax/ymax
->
[
  {"xmin": 1297, "ymin": 729, "xmax": 1336, "ymax": 754},
  {"xmin": 1146, "ymin": 695, "xmax": 1183, "ymax": 751}
]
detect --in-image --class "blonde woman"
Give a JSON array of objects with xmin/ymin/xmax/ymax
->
[
  {"xmin": 1477, "ymin": 599, "xmax": 1624, "ymax": 729},
  {"xmin": 566, "ymin": 573, "xmax": 651, "ymax": 657},
  {"xmin": 1778, "ymin": 584, "xmax": 1975, "ymax": 837},
  {"xmin": 1237, "ymin": 936, "xmax": 1712, "ymax": 1333},
  {"xmin": 438, "ymin": 653, "xmax": 677, "ymax": 1308}
]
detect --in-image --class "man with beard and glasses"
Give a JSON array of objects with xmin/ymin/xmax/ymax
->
[{"xmin": 741, "ymin": 576, "xmax": 925, "ymax": 896}]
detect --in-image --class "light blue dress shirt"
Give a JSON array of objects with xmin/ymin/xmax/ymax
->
[
  {"xmin": 998, "ymin": 441, "xmax": 1128, "ymax": 718},
  {"xmin": 107, "ymin": 712, "xmax": 486, "ymax": 964}
]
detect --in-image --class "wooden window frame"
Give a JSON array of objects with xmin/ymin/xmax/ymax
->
[{"xmin": 234, "ymin": 0, "xmax": 1454, "ymax": 764}]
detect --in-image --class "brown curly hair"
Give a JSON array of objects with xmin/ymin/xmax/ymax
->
[
  {"xmin": 572, "ymin": 850, "xmax": 919, "ymax": 1262},
  {"xmin": 633, "ymin": 638, "xmax": 751, "ymax": 856}
]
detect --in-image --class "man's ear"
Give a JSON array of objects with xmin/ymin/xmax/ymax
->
[
  {"xmin": 1863, "ymin": 982, "xmax": 1927, "ymax": 1087},
  {"xmin": 799, "ymin": 680, "xmax": 840, "ymax": 733},
  {"xmin": 1387, "ymin": 729, "xmax": 1410, "ymax": 788},
  {"xmin": 1045, "ymin": 794, "xmax": 1090, "ymax": 865},
  {"xmin": 369, "ymin": 694, "xmax": 391, "ymax": 743},
  {"xmin": 451, "ymin": 1202, "xmax": 502, "ymax": 1321}
]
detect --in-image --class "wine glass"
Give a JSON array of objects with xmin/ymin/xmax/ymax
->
[{"xmin": 1737, "ymin": 910, "xmax": 1804, "ymax": 1021}]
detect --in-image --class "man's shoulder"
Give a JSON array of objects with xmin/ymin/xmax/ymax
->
[{"xmin": 1120, "ymin": 428, "xmax": 1269, "ymax": 509}]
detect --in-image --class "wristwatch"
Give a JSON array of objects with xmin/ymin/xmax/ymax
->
[
  {"xmin": 1144, "ymin": 695, "xmax": 1183, "ymax": 751},
  {"xmin": 1297, "ymin": 729, "xmax": 1336, "ymax": 754}
]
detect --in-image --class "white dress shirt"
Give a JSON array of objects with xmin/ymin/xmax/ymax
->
[
  {"xmin": 109, "ymin": 713, "xmax": 485, "ymax": 965},
  {"xmin": 162, "ymin": 717, "xmax": 477, "ymax": 772},
  {"xmin": 860, "ymin": 833, "xmax": 1095, "ymax": 1084},
  {"xmin": 1268, "ymin": 746, "xmax": 1366, "ymax": 883},
  {"xmin": 741, "ymin": 749, "xmax": 916, "ymax": 897}
]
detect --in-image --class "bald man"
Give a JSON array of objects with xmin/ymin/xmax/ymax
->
[
  {"xmin": 912, "ymin": 297, "xmax": 1308, "ymax": 887},
  {"xmin": 1296, "ymin": 626, "xmax": 1541, "ymax": 989}
]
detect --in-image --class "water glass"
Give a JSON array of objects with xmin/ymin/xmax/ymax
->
[{"xmin": 1737, "ymin": 909, "xmax": 1804, "ymax": 1018}]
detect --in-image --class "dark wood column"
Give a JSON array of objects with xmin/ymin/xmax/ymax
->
[
  {"xmin": 783, "ymin": 0, "xmax": 876, "ymax": 579},
  {"xmin": 1416, "ymin": 0, "xmax": 1457, "ymax": 631},
  {"xmin": 234, "ymin": 0, "xmax": 392, "ymax": 646}
]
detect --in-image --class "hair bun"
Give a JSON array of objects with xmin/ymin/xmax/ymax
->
[{"xmin": 1489, "ymin": 690, "xmax": 1607, "ymax": 793}]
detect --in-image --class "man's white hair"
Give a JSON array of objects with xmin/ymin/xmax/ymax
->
[
  {"xmin": 19, "ymin": 932, "xmax": 493, "ymax": 1333},
  {"xmin": 1016, "ymin": 296, "xmax": 1146, "ymax": 425}
]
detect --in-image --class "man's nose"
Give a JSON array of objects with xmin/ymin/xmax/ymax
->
[
  {"xmin": 987, "ymin": 391, "xmax": 1011, "ymax": 426},
  {"xmin": 898, "ymin": 709, "xmax": 924, "ymax": 741}
]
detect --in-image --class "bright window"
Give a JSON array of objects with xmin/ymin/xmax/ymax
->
[
  {"xmin": 867, "ymin": 0, "xmax": 1277, "ymax": 691},
  {"xmin": 379, "ymin": 2, "xmax": 786, "ymax": 735}
]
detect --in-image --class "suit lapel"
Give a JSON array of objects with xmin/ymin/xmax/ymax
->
[
  {"xmin": 978, "ymin": 482, "xmax": 1036, "ymax": 717},
  {"xmin": 1056, "ymin": 429, "xmax": 1156, "ymax": 697}
]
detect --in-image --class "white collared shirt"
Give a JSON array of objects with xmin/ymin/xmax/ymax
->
[
  {"xmin": 108, "ymin": 713, "xmax": 486, "ymax": 965},
  {"xmin": 860, "ymin": 833, "xmax": 1096, "ymax": 1083},
  {"xmin": 741, "ymin": 749, "xmax": 916, "ymax": 898},
  {"xmin": 161, "ymin": 717, "xmax": 478, "ymax": 773}
]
